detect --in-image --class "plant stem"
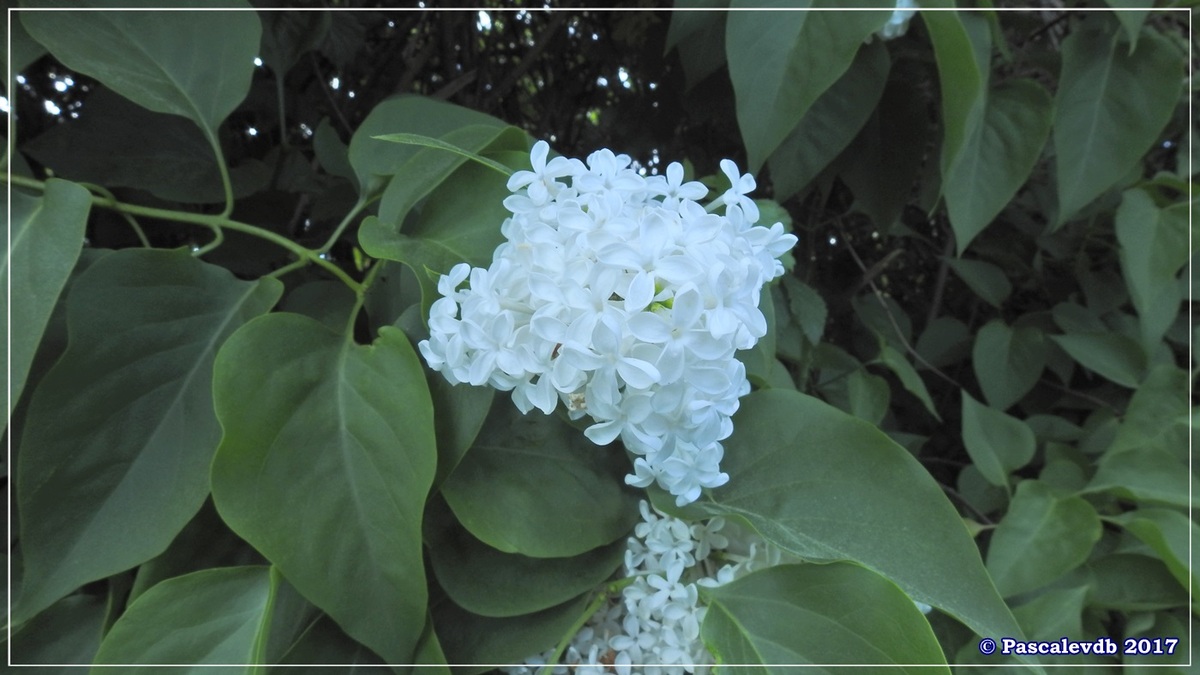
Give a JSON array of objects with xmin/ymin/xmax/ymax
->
[
  {"xmin": 206, "ymin": 131, "xmax": 236, "ymax": 219},
  {"xmin": 6, "ymin": 173, "xmax": 363, "ymax": 294},
  {"xmin": 539, "ymin": 590, "xmax": 611, "ymax": 675},
  {"xmin": 78, "ymin": 182, "xmax": 151, "ymax": 247},
  {"xmin": 319, "ymin": 195, "xmax": 369, "ymax": 253}
]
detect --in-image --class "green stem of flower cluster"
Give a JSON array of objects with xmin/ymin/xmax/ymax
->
[
  {"xmin": 539, "ymin": 588, "xmax": 614, "ymax": 675},
  {"xmin": 6, "ymin": 173, "xmax": 364, "ymax": 295}
]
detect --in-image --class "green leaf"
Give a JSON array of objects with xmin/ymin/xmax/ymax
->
[
  {"xmin": 429, "ymin": 378, "xmax": 495, "ymax": 489},
  {"xmin": 1049, "ymin": 332, "xmax": 1147, "ymax": 388},
  {"xmin": 726, "ymin": 0, "xmax": 891, "ymax": 171},
  {"xmin": 701, "ymin": 390, "xmax": 1028, "ymax": 651},
  {"xmin": 972, "ymin": 320, "xmax": 1046, "ymax": 411},
  {"xmin": 15, "ymin": 249, "xmax": 281, "ymax": 624},
  {"xmin": 1102, "ymin": 0, "xmax": 1149, "ymax": 48},
  {"xmin": 441, "ymin": 402, "xmax": 639, "ymax": 559},
  {"xmin": 271, "ymin": 615, "xmax": 387, "ymax": 671},
  {"xmin": 875, "ymin": 343, "xmax": 941, "ymax": 421},
  {"xmin": 915, "ymin": 316, "xmax": 970, "ymax": 369},
  {"xmin": 279, "ymin": 279, "xmax": 357, "ymax": 333},
  {"xmin": 767, "ymin": 40, "xmax": 889, "ymax": 201},
  {"xmin": 428, "ymin": 516, "xmax": 624, "ymax": 618},
  {"xmin": 1109, "ymin": 365, "xmax": 1188, "ymax": 459},
  {"xmin": 314, "ymin": 118, "xmax": 355, "ymax": 184},
  {"xmin": 377, "ymin": 125, "xmax": 524, "ymax": 227},
  {"xmin": 1012, "ymin": 586, "xmax": 1089, "ymax": 641},
  {"xmin": 348, "ymin": 95, "xmax": 507, "ymax": 195},
  {"xmin": 211, "ymin": 314, "xmax": 436, "ymax": 664},
  {"xmin": 127, "ymin": 501, "xmax": 255, "ymax": 606},
  {"xmin": 1086, "ymin": 446, "xmax": 1195, "ymax": 509},
  {"xmin": 1054, "ymin": 25, "xmax": 1183, "ymax": 223},
  {"xmin": 672, "ymin": 7, "xmax": 730, "ymax": 89},
  {"xmin": 944, "ymin": 257, "xmax": 1011, "ymax": 308},
  {"xmin": 5, "ymin": 177, "xmax": 90, "ymax": 414},
  {"xmin": 92, "ymin": 566, "xmax": 274, "ymax": 671},
  {"xmin": 960, "ymin": 392, "xmax": 1036, "ymax": 489},
  {"xmin": 374, "ymin": 131, "xmax": 516, "ymax": 180},
  {"xmin": 923, "ymin": 11, "xmax": 990, "ymax": 178},
  {"xmin": 944, "ymin": 79, "xmax": 1052, "ymax": 254},
  {"xmin": 1085, "ymin": 554, "xmax": 1188, "ymax": 611},
  {"xmin": 260, "ymin": 11, "xmax": 331, "ymax": 76},
  {"xmin": 11, "ymin": 594, "xmax": 106, "ymax": 666},
  {"xmin": 358, "ymin": 159, "xmax": 511, "ymax": 317},
  {"xmin": 1110, "ymin": 508, "xmax": 1197, "ymax": 595},
  {"xmin": 783, "ymin": 276, "xmax": 827, "ymax": 346},
  {"xmin": 986, "ymin": 480, "xmax": 1102, "ymax": 598},
  {"xmin": 22, "ymin": 89, "xmax": 269, "ymax": 204},
  {"xmin": 21, "ymin": 0, "xmax": 260, "ymax": 144},
  {"xmin": 7, "ymin": 15, "xmax": 47, "ymax": 76},
  {"xmin": 738, "ymin": 287, "xmax": 777, "ymax": 387},
  {"xmin": 701, "ymin": 562, "xmax": 949, "ymax": 672},
  {"xmin": 433, "ymin": 593, "xmax": 592, "ymax": 674},
  {"xmin": 1115, "ymin": 189, "xmax": 1188, "ymax": 347},
  {"xmin": 839, "ymin": 67, "xmax": 933, "ymax": 232},
  {"xmin": 841, "ymin": 368, "xmax": 890, "ymax": 426}
]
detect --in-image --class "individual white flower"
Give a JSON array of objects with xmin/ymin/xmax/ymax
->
[{"xmin": 419, "ymin": 141, "xmax": 797, "ymax": 506}]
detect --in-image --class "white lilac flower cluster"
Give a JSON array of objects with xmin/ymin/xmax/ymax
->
[
  {"xmin": 419, "ymin": 141, "xmax": 796, "ymax": 505},
  {"xmin": 504, "ymin": 501, "xmax": 782, "ymax": 675}
]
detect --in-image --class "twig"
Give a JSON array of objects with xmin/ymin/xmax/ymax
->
[
  {"xmin": 484, "ymin": 13, "xmax": 567, "ymax": 112},
  {"xmin": 835, "ymin": 219, "xmax": 961, "ymax": 389},
  {"xmin": 925, "ymin": 225, "xmax": 955, "ymax": 329},
  {"xmin": 310, "ymin": 52, "xmax": 353, "ymax": 137}
]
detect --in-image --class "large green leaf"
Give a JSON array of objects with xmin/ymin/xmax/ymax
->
[
  {"xmin": 15, "ymin": 249, "xmax": 281, "ymax": 624},
  {"xmin": 1086, "ymin": 446, "xmax": 1195, "ymax": 509},
  {"xmin": 428, "ymin": 512, "xmax": 624, "ymax": 618},
  {"xmin": 1114, "ymin": 189, "xmax": 1188, "ymax": 347},
  {"xmin": 271, "ymin": 615, "xmax": 387, "ymax": 672},
  {"xmin": 840, "ymin": 75, "xmax": 933, "ymax": 232},
  {"xmin": 1054, "ymin": 25, "xmax": 1183, "ymax": 223},
  {"xmin": 21, "ymin": 0, "xmax": 260, "ymax": 144},
  {"xmin": 4, "ymin": 177, "xmax": 90, "ymax": 414},
  {"xmin": 923, "ymin": 11, "xmax": 990, "ymax": 178},
  {"xmin": 944, "ymin": 79, "xmax": 1052, "ymax": 254},
  {"xmin": 985, "ymin": 480, "xmax": 1101, "ymax": 598},
  {"xmin": 961, "ymin": 392, "xmax": 1035, "ymax": 489},
  {"xmin": 259, "ymin": 11, "xmax": 331, "ymax": 77},
  {"xmin": 1108, "ymin": 365, "xmax": 1188, "ymax": 459},
  {"xmin": 1049, "ymin": 332, "xmax": 1147, "ymax": 388},
  {"xmin": 92, "ymin": 566, "xmax": 275, "ymax": 671},
  {"xmin": 376, "ymin": 125, "xmax": 521, "ymax": 227},
  {"xmin": 10, "ymin": 594, "xmax": 106, "ymax": 666},
  {"xmin": 211, "ymin": 314, "xmax": 436, "ymax": 664},
  {"xmin": 1103, "ymin": 0, "xmax": 1149, "ymax": 47},
  {"xmin": 347, "ymin": 95, "xmax": 507, "ymax": 195},
  {"xmin": 767, "ymin": 40, "xmax": 889, "ymax": 201},
  {"xmin": 972, "ymin": 320, "xmax": 1046, "ymax": 411},
  {"xmin": 433, "ymin": 593, "xmax": 592, "ymax": 674},
  {"xmin": 441, "ymin": 402, "xmax": 639, "ymax": 559},
  {"xmin": 1110, "ymin": 508, "xmax": 1196, "ymax": 594},
  {"xmin": 429, "ymin": 377, "xmax": 495, "ymax": 489},
  {"xmin": 700, "ymin": 562, "xmax": 949, "ymax": 672},
  {"xmin": 700, "ymin": 390, "xmax": 1028, "ymax": 653},
  {"xmin": 359, "ymin": 158, "xmax": 514, "ymax": 316},
  {"xmin": 22, "ymin": 89, "xmax": 269, "ymax": 204},
  {"xmin": 725, "ymin": 0, "xmax": 891, "ymax": 171}
]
